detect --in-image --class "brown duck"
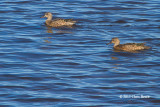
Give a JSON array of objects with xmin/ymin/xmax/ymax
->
[
  {"xmin": 41, "ymin": 12, "xmax": 76, "ymax": 27},
  {"xmin": 107, "ymin": 37, "xmax": 150, "ymax": 52}
]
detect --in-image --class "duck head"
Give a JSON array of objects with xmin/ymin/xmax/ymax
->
[
  {"xmin": 41, "ymin": 12, "xmax": 52, "ymax": 19},
  {"xmin": 107, "ymin": 37, "xmax": 120, "ymax": 46}
]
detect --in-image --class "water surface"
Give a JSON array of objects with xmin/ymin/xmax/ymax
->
[{"xmin": 0, "ymin": 0, "xmax": 160, "ymax": 107}]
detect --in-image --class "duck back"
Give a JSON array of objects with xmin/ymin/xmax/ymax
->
[{"xmin": 115, "ymin": 43, "xmax": 150, "ymax": 51}]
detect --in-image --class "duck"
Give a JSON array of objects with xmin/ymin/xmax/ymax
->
[
  {"xmin": 41, "ymin": 12, "xmax": 76, "ymax": 27},
  {"xmin": 107, "ymin": 37, "xmax": 150, "ymax": 52}
]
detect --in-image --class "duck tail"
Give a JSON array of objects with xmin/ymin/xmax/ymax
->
[
  {"xmin": 144, "ymin": 46, "xmax": 151, "ymax": 49},
  {"xmin": 66, "ymin": 21, "xmax": 76, "ymax": 25}
]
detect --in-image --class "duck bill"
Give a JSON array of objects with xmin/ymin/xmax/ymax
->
[
  {"xmin": 41, "ymin": 16, "xmax": 45, "ymax": 18},
  {"xmin": 107, "ymin": 42, "xmax": 112, "ymax": 45}
]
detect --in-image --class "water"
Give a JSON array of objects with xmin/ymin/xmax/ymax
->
[{"xmin": 0, "ymin": 0, "xmax": 160, "ymax": 106}]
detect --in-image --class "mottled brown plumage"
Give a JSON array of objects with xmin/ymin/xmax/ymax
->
[
  {"xmin": 41, "ymin": 12, "xmax": 76, "ymax": 27},
  {"xmin": 107, "ymin": 38, "xmax": 150, "ymax": 52}
]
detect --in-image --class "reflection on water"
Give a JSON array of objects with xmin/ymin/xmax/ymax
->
[
  {"xmin": 111, "ymin": 56, "xmax": 119, "ymax": 60},
  {"xmin": 46, "ymin": 27, "xmax": 53, "ymax": 33},
  {"xmin": 46, "ymin": 26, "xmax": 73, "ymax": 34},
  {"xmin": 44, "ymin": 39, "xmax": 52, "ymax": 43},
  {"xmin": 113, "ymin": 49, "xmax": 142, "ymax": 53},
  {"xmin": 111, "ymin": 56, "xmax": 121, "ymax": 72}
]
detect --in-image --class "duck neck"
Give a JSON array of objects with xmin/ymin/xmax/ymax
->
[
  {"xmin": 47, "ymin": 16, "xmax": 52, "ymax": 21},
  {"xmin": 114, "ymin": 41, "xmax": 120, "ymax": 47}
]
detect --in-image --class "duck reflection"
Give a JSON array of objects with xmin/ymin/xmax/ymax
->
[
  {"xmin": 43, "ymin": 37, "xmax": 53, "ymax": 43},
  {"xmin": 46, "ymin": 27, "xmax": 53, "ymax": 33},
  {"xmin": 44, "ymin": 39, "xmax": 52, "ymax": 43},
  {"xmin": 111, "ymin": 56, "xmax": 119, "ymax": 60},
  {"xmin": 46, "ymin": 26, "xmax": 73, "ymax": 34},
  {"xmin": 110, "ymin": 55, "xmax": 121, "ymax": 72},
  {"xmin": 113, "ymin": 49, "xmax": 140, "ymax": 53},
  {"xmin": 43, "ymin": 26, "xmax": 73, "ymax": 43}
]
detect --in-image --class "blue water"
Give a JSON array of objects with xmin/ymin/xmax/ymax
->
[{"xmin": 0, "ymin": 0, "xmax": 160, "ymax": 107}]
